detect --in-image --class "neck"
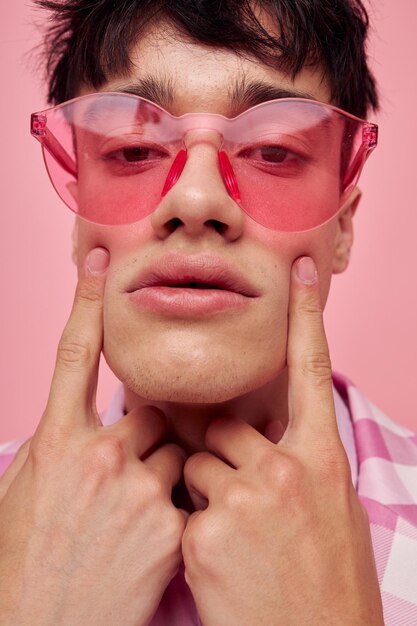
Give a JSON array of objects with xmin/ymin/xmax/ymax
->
[{"xmin": 123, "ymin": 367, "xmax": 289, "ymax": 456}]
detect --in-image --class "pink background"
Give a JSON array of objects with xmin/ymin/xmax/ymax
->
[{"xmin": 0, "ymin": 1, "xmax": 416, "ymax": 442}]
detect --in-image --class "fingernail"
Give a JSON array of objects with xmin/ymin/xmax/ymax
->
[
  {"xmin": 86, "ymin": 248, "xmax": 109, "ymax": 275},
  {"xmin": 296, "ymin": 256, "xmax": 317, "ymax": 284}
]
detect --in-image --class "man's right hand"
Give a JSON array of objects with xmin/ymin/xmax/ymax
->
[{"xmin": 0, "ymin": 247, "xmax": 187, "ymax": 626}]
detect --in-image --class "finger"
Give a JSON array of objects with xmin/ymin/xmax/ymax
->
[
  {"xmin": 144, "ymin": 443, "xmax": 187, "ymax": 493},
  {"xmin": 187, "ymin": 488, "xmax": 208, "ymax": 512},
  {"xmin": 284, "ymin": 256, "xmax": 338, "ymax": 446},
  {"xmin": 0, "ymin": 438, "xmax": 31, "ymax": 500},
  {"xmin": 178, "ymin": 508, "xmax": 190, "ymax": 522},
  {"xmin": 106, "ymin": 406, "xmax": 168, "ymax": 460},
  {"xmin": 183, "ymin": 451, "xmax": 234, "ymax": 503},
  {"xmin": 37, "ymin": 248, "xmax": 110, "ymax": 434},
  {"xmin": 205, "ymin": 416, "xmax": 270, "ymax": 468},
  {"xmin": 264, "ymin": 420, "xmax": 285, "ymax": 444}
]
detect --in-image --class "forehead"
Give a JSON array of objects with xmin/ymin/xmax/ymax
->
[{"xmin": 95, "ymin": 19, "xmax": 331, "ymax": 116}]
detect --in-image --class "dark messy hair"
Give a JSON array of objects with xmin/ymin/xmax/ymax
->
[{"xmin": 34, "ymin": 0, "xmax": 379, "ymax": 118}]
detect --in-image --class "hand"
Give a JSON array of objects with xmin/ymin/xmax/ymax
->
[
  {"xmin": 0, "ymin": 248, "xmax": 187, "ymax": 626},
  {"xmin": 182, "ymin": 256, "xmax": 384, "ymax": 626}
]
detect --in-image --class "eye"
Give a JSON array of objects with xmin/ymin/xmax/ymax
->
[
  {"xmin": 239, "ymin": 145, "xmax": 297, "ymax": 163},
  {"xmin": 257, "ymin": 146, "xmax": 290, "ymax": 163},
  {"xmin": 109, "ymin": 146, "xmax": 166, "ymax": 162},
  {"xmin": 123, "ymin": 147, "xmax": 151, "ymax": 162}
]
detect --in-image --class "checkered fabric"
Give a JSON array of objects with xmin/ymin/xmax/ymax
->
[
  {"xmin": 332, "ymin": 371, "xmax": 417, "ymax": 625},
  {"xmin": 1, "ymin": 370, "xmax": 416, "ymax": 625}
]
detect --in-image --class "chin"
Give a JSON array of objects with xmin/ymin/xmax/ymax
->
[{"xmin": 103, "ymin": 345, "xmax": 283, "ymax": 404}]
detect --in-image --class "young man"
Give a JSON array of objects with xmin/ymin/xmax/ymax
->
[{"xmin": 0, "ymin": 1, "xmax": 416, "ymax": 624}]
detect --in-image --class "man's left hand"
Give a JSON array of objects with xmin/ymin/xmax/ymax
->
[{"xmin": 182, "ymin": 256, "xmax": 384, "ymax": 626}]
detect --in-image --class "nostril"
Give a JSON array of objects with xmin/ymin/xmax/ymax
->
[
  {"xmin": 164, "ymin": 217, "xmax": 183, "ymax": 234},
  {"xmin": 206, "ymin": 219, "xmax": 228, "ymax": 235},
  {"xmin": 163, "ymin": 217, "xmax": 227, "ymax": 236}
]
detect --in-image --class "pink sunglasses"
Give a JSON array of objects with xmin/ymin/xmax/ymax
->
[{"xmin": 31, "ymin": 93, "xmax": 378, "ymax": 232}]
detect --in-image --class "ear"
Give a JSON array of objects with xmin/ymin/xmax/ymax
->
[
  {"xmin": 71, "ymin": 218, "xmax": 79, "ymax": 266},
  {"xmin": 332, "ymin": 186, "xmax": 362, "ymax": 275}
]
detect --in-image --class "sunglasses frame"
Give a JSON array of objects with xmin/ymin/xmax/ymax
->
[{"xmin": 30, "ymin": 92, "xmax": 378, "ymax": 229}]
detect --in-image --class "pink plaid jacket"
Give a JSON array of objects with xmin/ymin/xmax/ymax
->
[{"xmin": 0, "ymin": 370, "xmax": 416, "ymax": 625}]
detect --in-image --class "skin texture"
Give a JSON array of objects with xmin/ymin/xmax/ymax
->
[
  {"xmin": 0, "ymin": 12, "xmax": 384, "ymax": 626},
  {"xmin": 73, "ymin": 21, "xmax": 360, "ymax": 454},
  {"xmin": 0, "ymin": 252, "xmax": 189, "ymax": 625}
]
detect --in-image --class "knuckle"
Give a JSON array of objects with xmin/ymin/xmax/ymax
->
[
  {"xmin": 222, "ymin": 479, "xmax": 252, "ymax": 513},
  {"xmin": 256, "ymin": 447, "xmax": 285, "ymax": 477},
  {"xmin": 266, "ymin": 453, "xmax": 306, "ymax": 499},
  {"xmin": 140, "ymin": 470, "xmax": 167, "ymax": 502},
  {"xmin": 300, "ymin": 350, "xmax": 332, "ymax": 382},
  {"xmin": 76, "ymin": 280, "xmax": 103, "ymax": 305},
  {"xmin": 183, "ymin": 515, "xmax": 218, "ymax": 565},
  {"xmin": 84, "ymin": 435, "xmax": 127, "ymax": 476},
  {"xmin": 298, "ymin": 299, "xmax": 322, "ymax": 317},
  {"xmin": 57, "ymin": 336, "xmax": 94, "ymax": 370}
]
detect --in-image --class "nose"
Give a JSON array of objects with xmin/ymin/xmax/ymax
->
[{"xmin": 151, "ymin": 130, "xmax": 245, "ymax": 241}]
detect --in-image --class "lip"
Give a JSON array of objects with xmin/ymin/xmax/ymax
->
[{"xmin": 126, "ymin": 253, "xmax": 259, "ymax": 316}]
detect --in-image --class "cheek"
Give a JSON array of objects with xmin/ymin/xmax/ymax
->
[
  {"xmin": 238, "ymin": 168, "xmax": 341, "ymax": 233},
  {"xmin": 77, "ymin": 165, "xmax": 165, "ymax": 227},
  {"xmin": 75, "ymin": 218, "xmax": 156, "ymax": 272},
  {"xmin": 249, "ymin": 220, "xmax": 337, "ymax": 309}
]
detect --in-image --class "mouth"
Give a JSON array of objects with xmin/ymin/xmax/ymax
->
[
  {"xmin": 127, "ymin": 254, "xmax": 258, "ymax": 296},
  {"xmin": 126, "ymin": 254, "xmax": 259, "ymax": 316},
  {"xmin": 158, "ymin": 281, "xmax": 227, "ymax": 289},
  {"xmin": 130, "ymin": 278, "xmax": 252, "ymax": 295}
]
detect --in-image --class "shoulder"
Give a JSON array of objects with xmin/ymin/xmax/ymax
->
[
  {"xmin": 332, "ymin": 370, "xmax": 417, "ymax": 525},
  {"xmin": 332, "ymin": 371, "xmax": 417, "ymax": 464},
  {"xmin": 333, "ymin": 369, "xmax": 417, "ymax": 440},
  {"xmin": 333, "ymin": 372, "xmax": 417, "ymax": 620}
]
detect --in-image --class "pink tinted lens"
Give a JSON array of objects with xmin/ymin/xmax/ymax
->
[
  {"xmin": 40, "ymin": 94, "xmax": 180, "ymax": 225},
  {"xmin": 220, "ymin": 100, "xmax": 375, "ymax": 232},
  {"xmin": 35, "ymin": 94, "xmax": 376, "ymax": 231}
]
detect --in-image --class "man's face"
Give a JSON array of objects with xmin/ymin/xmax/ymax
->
[{"xmin": 74, "ymin": 19, "xmax": 356, "ymax": 404}]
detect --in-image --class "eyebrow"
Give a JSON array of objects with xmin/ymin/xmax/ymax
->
[
  {"xmin": 111, "ymin": 74, "xmax": 318, "ymax": 114},
  {"xmin": 228, "ymin": 75, "xmax": 317, "ymax": 113},
  {"xmin": 114, "ymin": 75, "xmax": 176, "ymax": 107}
]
